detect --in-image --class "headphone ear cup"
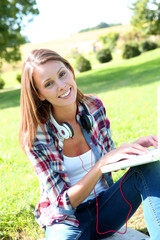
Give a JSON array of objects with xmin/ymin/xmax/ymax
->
[
  {"xmin": 62, "ymin": 122, "xmax": 74, "ymax": 139},
  {"xmin": 80, "ymin": 114, "xmax": 93, "ymax": 132},
  {"xmin": 80, "ymin": 102, "xmax": 94, "ymax": 132},
  {"xmin": 50, "ymin": 114, "xmax": 74, "ymax": 139}
]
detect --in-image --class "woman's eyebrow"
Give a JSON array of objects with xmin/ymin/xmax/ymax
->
[
  {"xmin": 42, "ymin": 67, "xmax": 65, "ymax": 84},
  {"xmin": 57, "ymin": 66, "xmax": 64, "ymax": 73}
]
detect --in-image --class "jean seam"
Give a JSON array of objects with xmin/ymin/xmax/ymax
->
[
  {"xmin": 134, "ymin": 168, "xmax": 160, "ymax": 231},
  {"xmin": 74, "ymin": 224, "xmax": 90, "ymax": 240},
  {"xmin": 75, "ymin": 208, "xmax": 92, "ymax": 240}
]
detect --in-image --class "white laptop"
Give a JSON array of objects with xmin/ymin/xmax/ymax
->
[
  {"xmin": 101, "ymin": 148, "xmax": 160, "ymax": 173},
  {"xmin": 101, "ymin": 87, "xmax": 160, "ymax": 174}
]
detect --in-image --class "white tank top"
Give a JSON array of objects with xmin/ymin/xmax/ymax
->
[{"xmin": 63, "ymin": 150, "xmax": 107, "ymax": 203}]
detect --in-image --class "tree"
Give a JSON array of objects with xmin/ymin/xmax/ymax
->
[
  {"xmin": 78, "ymin": 22, "xmax": 110, "ymax": 33},
  {"xmin": 0, "ymin": 0, "xmax": 39, "ymax": 67},
  {"xmin": 130, "ymin": 0, "xmax": 160, "ymax": 35}
]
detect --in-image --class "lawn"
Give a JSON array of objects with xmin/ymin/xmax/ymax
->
[{"xmin": 0, "ymin": 48, "xmax": 160, "ymax": 239}]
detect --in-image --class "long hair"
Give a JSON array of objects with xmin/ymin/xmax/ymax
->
[{"xmin": 19, "ymin": 49, "xmax": 84, "ymax": 151}]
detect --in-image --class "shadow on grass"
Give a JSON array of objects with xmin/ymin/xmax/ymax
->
[
  {"xmin": 0, "ymin": 88, "xmax": 20, "ymax": 109},
  {"xmin": 76, "ymin": 58, "xmax": 160, "ymax": 94},
  {"xmin": 138, "ymin": 227, "xmax": 149, "ymax": 236}
]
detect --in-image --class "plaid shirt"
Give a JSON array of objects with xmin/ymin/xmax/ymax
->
[{"xmin": 25, "ymin": 95, "xmax": 115, "ymax": 228}]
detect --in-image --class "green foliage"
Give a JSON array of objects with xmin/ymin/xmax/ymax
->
[
  {"xmin": 79, "ymin": 22, "xmax": 122, "ymax": 33},
  {"xmin": 16, "ymin": 73, "xmax": 21, "ymax": 83},
  {"xmin": 140, "ymin": 40, "xmax": 158, "ymax": 52},
  {"xmin": 75, "ymin": 55, "xmax": 92, "ymax": 72},
  {"xmin": 122, "ymin": 43, "xmax": 141, "ymax": 59},
  {"xmin": 122, "ymin": 29, "xmax": 142, "ymax": 42},
  {"xmin": 0, "ymin": 0, "xmax": 39, "ymax": 66},
  {"xmin": 98, "ymin": 32, "xmax": 119, "ymax": 50},
  {"xmin": 78, "ymin": 22, "xmax": 110, "ymax": 33},
  {"xmin": 0, "ymin": 76, "xmax": 5, "ymax": 89},
  {"xmin": 131, "ymin": 0, "xmax": 160, "ymax": 35},
  {"xmin": 96, "ymin": 48, "xmax": 112, "ymax": 63}
]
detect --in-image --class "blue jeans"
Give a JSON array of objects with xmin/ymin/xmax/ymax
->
[{"xmin": 45, "ymin": 161, "xmax": 160, "ymax": 240}]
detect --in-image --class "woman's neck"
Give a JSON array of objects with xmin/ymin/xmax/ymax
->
[{"xmin": 52, "ymin": 102, "xmax": 77, "ymax": 124}]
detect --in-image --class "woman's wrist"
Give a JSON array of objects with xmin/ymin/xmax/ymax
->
[{"xmin": 96, "ymin": 156, "xmax": 106, "ymax": 174}]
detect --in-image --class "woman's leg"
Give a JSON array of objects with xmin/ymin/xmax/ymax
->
[
  {"xmin": 94, "ymin": 161, "xmax": 160, "ymax": 240},
  {"xmin": 135, "ymin": 161, "xmax": 160, "ymax": 239}
]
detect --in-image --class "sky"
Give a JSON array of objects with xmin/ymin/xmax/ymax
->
[{"xmin": 22, "ymin": 0, "xmax": 133, "ymax": 44}]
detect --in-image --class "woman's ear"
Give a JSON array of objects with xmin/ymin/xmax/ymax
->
[
  {"xmin": 35, "ymin": 86, "xmax": 45, "ymax": 101},
  {"xmin": 38, "ymin": 93, "xmax": 45, "ymax": 101},
  {"xmin": 35, "ymin": 88, "xmax": 45, "ymax": 101}
]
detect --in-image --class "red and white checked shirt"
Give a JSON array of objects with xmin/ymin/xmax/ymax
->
[{"xmin": 25, "ymin": 95, "xmax": 115, "ymax": 228}]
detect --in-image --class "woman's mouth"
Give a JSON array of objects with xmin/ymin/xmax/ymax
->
[{"xmin": 59, "ymin": 88, "xmax": 71, "ymax": 98}]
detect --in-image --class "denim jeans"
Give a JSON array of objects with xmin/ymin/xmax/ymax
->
[{"xmin": 45, "ymin": 161, "xmax": 160, "ymax": 240}]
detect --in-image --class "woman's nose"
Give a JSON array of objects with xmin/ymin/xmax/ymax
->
[{"xmin": 56, "ymin": 79, "xmax": 66, "ymax": 90}]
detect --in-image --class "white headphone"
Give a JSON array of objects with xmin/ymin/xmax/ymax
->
[
  {"xmin": 50, "ymin": 102, "xmax": 94, "ymax": 139},
  {"xmin": 50, "ymin": 115, "xmax": 74, "ymax": 139}
]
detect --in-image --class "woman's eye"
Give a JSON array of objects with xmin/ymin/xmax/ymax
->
[
  {"xmin": 45, "ymin": 81, "xmax": 53, "ymax": 88},
  {"xmin": 59, "ymin": 71, "xmax": 66, "ymax": 78}
]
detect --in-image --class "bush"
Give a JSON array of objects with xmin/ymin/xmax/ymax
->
[
  {"xmin": 0, "ymin": 77, "xmax": 5, "ymax": 89},
  {"xmin": 16, "ymin": 73, "xmax": 21, "ymax": 83},
  {"xmin": 122, "ymin": 43, "xmax": 141, "ymax": 59},
  {"xmin": 75, "ymin": 55, "xmax": 92, "ymax": 72},
  {"xmin": 98, "ymin": 32, "xmax": 119, "ymax": 50},
  {"xmin": 96, "ymin": 48, "xmax": 112, "ymax": 63},
  {"xmin": 140, "ymin": 40, "xmax": 158, "ymax": 52}
]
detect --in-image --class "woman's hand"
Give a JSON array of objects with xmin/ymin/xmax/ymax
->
[
  {"xmin": 100, "ymin": 142, "xmax": 148, "ymax": 167},
  {"xmin": 133, "ymin": 135, "xmax": 158, "ymax": 149}
]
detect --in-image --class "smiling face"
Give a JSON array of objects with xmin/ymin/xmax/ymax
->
[{"xmin": 33, "ymin": 60, "xmax": 77, "ymax": 111}]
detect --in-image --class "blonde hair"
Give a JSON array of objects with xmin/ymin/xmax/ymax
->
[{"xmin": 19, "ymin": 49, "xmax": 84, "ymax": 150}]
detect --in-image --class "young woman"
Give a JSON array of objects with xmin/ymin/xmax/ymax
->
[{"xmin": 19, "ymin": 48, "xmax": 160, "ymax": 240}]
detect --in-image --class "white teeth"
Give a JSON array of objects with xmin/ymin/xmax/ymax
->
[{"xmin": 60, "ymin": 89, "xmax": 70, "ymax": 98}]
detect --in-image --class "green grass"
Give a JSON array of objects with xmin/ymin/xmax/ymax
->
[{"xmin": 0, "ymin": 48, "xmax": 160, "ymax": 239}]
